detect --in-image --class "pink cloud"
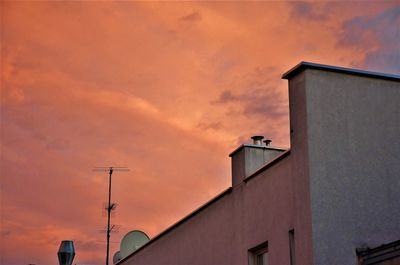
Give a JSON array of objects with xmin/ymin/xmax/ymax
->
[{"xmin": 1, "ymin": 1, "xmax": 397, "ymax": 264}]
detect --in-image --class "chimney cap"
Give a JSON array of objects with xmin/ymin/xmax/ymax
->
[
  {"xmin": 251, "ymin": 135, "xmax": 264, "ymax": 141},
  {"xmin": 264, "ymin": 139, "xmax": 272, "ymax": 146},
  {"xmin": 251, "ymin": 135, "xmax": 264, "ymax": 145}
]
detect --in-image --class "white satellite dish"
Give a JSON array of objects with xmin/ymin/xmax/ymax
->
[
  {"xmin": 120, "ymin": 230, "xmax": 150, "ymax": 259},
  {"xmin": 113, "ymin": 250, "xmax": 122, "ymax": 264}
]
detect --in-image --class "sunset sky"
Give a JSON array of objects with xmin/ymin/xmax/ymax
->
[{"xmin": 1, "ymin": 1, "xmax": 399, "ymax": 264}]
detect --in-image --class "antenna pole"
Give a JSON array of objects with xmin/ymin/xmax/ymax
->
[
  {"xmin": 94, "ymin": 166, "xmax": 128, "ymax": 265},
  {"xmin": 106, "ymin": 167, "xmax": 113, "ymax": 265}
]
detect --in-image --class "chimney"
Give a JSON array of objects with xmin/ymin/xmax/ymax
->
[
  {"xmin": 251, "ymin": 135, "xmax": 264, "ymax": 145},
  {"xmin": 230, "ymin": 136, "xmax": 286, "ymax": 186}
]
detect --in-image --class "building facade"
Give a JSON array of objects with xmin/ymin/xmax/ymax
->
[{"xmin": 118, "ymin": 62, "xmax": 400, "ymax": 265}]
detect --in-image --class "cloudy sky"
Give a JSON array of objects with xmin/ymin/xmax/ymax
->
[{"xmin": 1, "ymin": 1, "xmax": 399, "ymax": 264}]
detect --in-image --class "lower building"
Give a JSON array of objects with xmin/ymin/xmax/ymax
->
[{"xmin": 118, "ymin": 62, "xmax": 400, "ymax": 265}]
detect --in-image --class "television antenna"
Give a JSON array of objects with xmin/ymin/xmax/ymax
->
[{"xmin": 94, "ymin": 167, "xmax": 129, "ymax": 265}]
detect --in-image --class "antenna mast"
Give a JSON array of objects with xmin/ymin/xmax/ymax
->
[{"xmin": 94, "ymin": 166, "xmax": 129, "ymax": 265}]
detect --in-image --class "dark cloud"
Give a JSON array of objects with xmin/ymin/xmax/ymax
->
[
  {"xmin": 216, "ymin": 88, "xmax": 286, "ymax": 119},
  {"xmin": 289, "ymin": 2, "xmax": 327, "ymax": 21},
  {"xmin": 338, "ymin": 6, "xmax": 400, "ymax": 74},
  {"xmin": 215, "ymin": 90, "xmax": 238, "ymax": 103},
  {"xmin": 242, "ymin": 88, "xmax": 287, "ymax": 119},
  {"xmin": 214, "ymin": 66, "xmax": 287, "ymax": 120},
  {"xmin": 179, "ymin": 11, "xmax": 202, "ymax": 22}
]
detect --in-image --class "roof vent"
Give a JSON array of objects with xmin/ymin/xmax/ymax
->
[
  {"xmin": 57, "ymin": 240, "xmax": 75, "ymax": 265},
  {"xmin": 264, "ymin": 139, "xmax": 272, "ymax": 146},
  {"xmin": 251, "ymin": 135, "xmax": 264, "ymax": 146}
]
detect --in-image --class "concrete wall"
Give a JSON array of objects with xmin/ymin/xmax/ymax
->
[
  {"xmin": 121, "ymin": 154, "xmax": 298, "ymax": 265},
  {"xmin": 304, "ymin": 70, "xmax": 400, "ymax": 265},
  {"xmin": 288, "ymin": 72, "xmax": 315, "ymax": 265}
]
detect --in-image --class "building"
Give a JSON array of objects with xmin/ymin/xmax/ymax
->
[{"xmin": 118, "ymin": 62, "xmax": 400, "ymax": 265}]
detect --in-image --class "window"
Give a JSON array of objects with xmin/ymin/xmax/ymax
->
[
  {"xmin": 289, "ymin": 229, "xmax": 296, "ymax": 265},
  {"xmin": 356, "ymin": 240, "xmax": 400, "ymax": 265},
  {"xmin": 249, "ymin": 241, "xmax": 268, "ymax": 265}
]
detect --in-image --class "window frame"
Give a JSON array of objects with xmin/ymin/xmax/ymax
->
[{"xmin": 248, "ymin": 241, "xmax": 269, "ymax": 265}]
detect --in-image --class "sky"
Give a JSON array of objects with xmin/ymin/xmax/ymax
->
[{"xmin": 1, "ymin": 1, "xmax": 399, "ymax": 264}]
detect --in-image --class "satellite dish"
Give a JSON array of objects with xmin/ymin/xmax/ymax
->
[
  {"xmin": 113, "ymin": 251, "xmax": 122, "ymax": 264},
  {"xmin": 120, "ymin": 230, "xmax": 150, "ymax": 259}
]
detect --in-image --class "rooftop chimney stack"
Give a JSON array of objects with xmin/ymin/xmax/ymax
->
[
  {"xmin": 230, "ymin": 136, "xmax": 286, "ymax": 186},
  {"xmin": 251, "ymin": 135, "xmax": 264, "ymax": 145}
]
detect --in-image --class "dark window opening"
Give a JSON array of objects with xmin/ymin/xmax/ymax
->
[
  {"xmin": 289, "ymin": 229, "xmax": 296, "ymax": 265},
  {"xmin": 249, "ymin": 241, "xmax": 268, "ymax": 265}
]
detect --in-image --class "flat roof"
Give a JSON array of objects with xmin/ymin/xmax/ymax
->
[
  {"xmin": 282, "ymin": 61, "xmax": 400, "ymax": 81},
  {"xmin": 229, "ymin": 144, "xmax": 287, "ymax": 157}
]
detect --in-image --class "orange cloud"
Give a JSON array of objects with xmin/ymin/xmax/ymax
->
[{"xmin": 1, "ymin": 1, "xmax": 398, "ymax": 264}]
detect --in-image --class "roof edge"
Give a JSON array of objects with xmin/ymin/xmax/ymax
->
[
  {"xmin": 282, "ymin": 61, "xmax": 400, "ymax": 81},
  {"xmin": 117, "ymin": 187, "xmax": 233, "ymax": 264},
  {"xmin": 229, "ymin": 144, "xmax": 287, "ymax": 157}
]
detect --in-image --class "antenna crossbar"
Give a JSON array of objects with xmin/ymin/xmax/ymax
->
[{"xmin": 94, "ymin": 166, "xmax": 129, "ymax": 170}]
